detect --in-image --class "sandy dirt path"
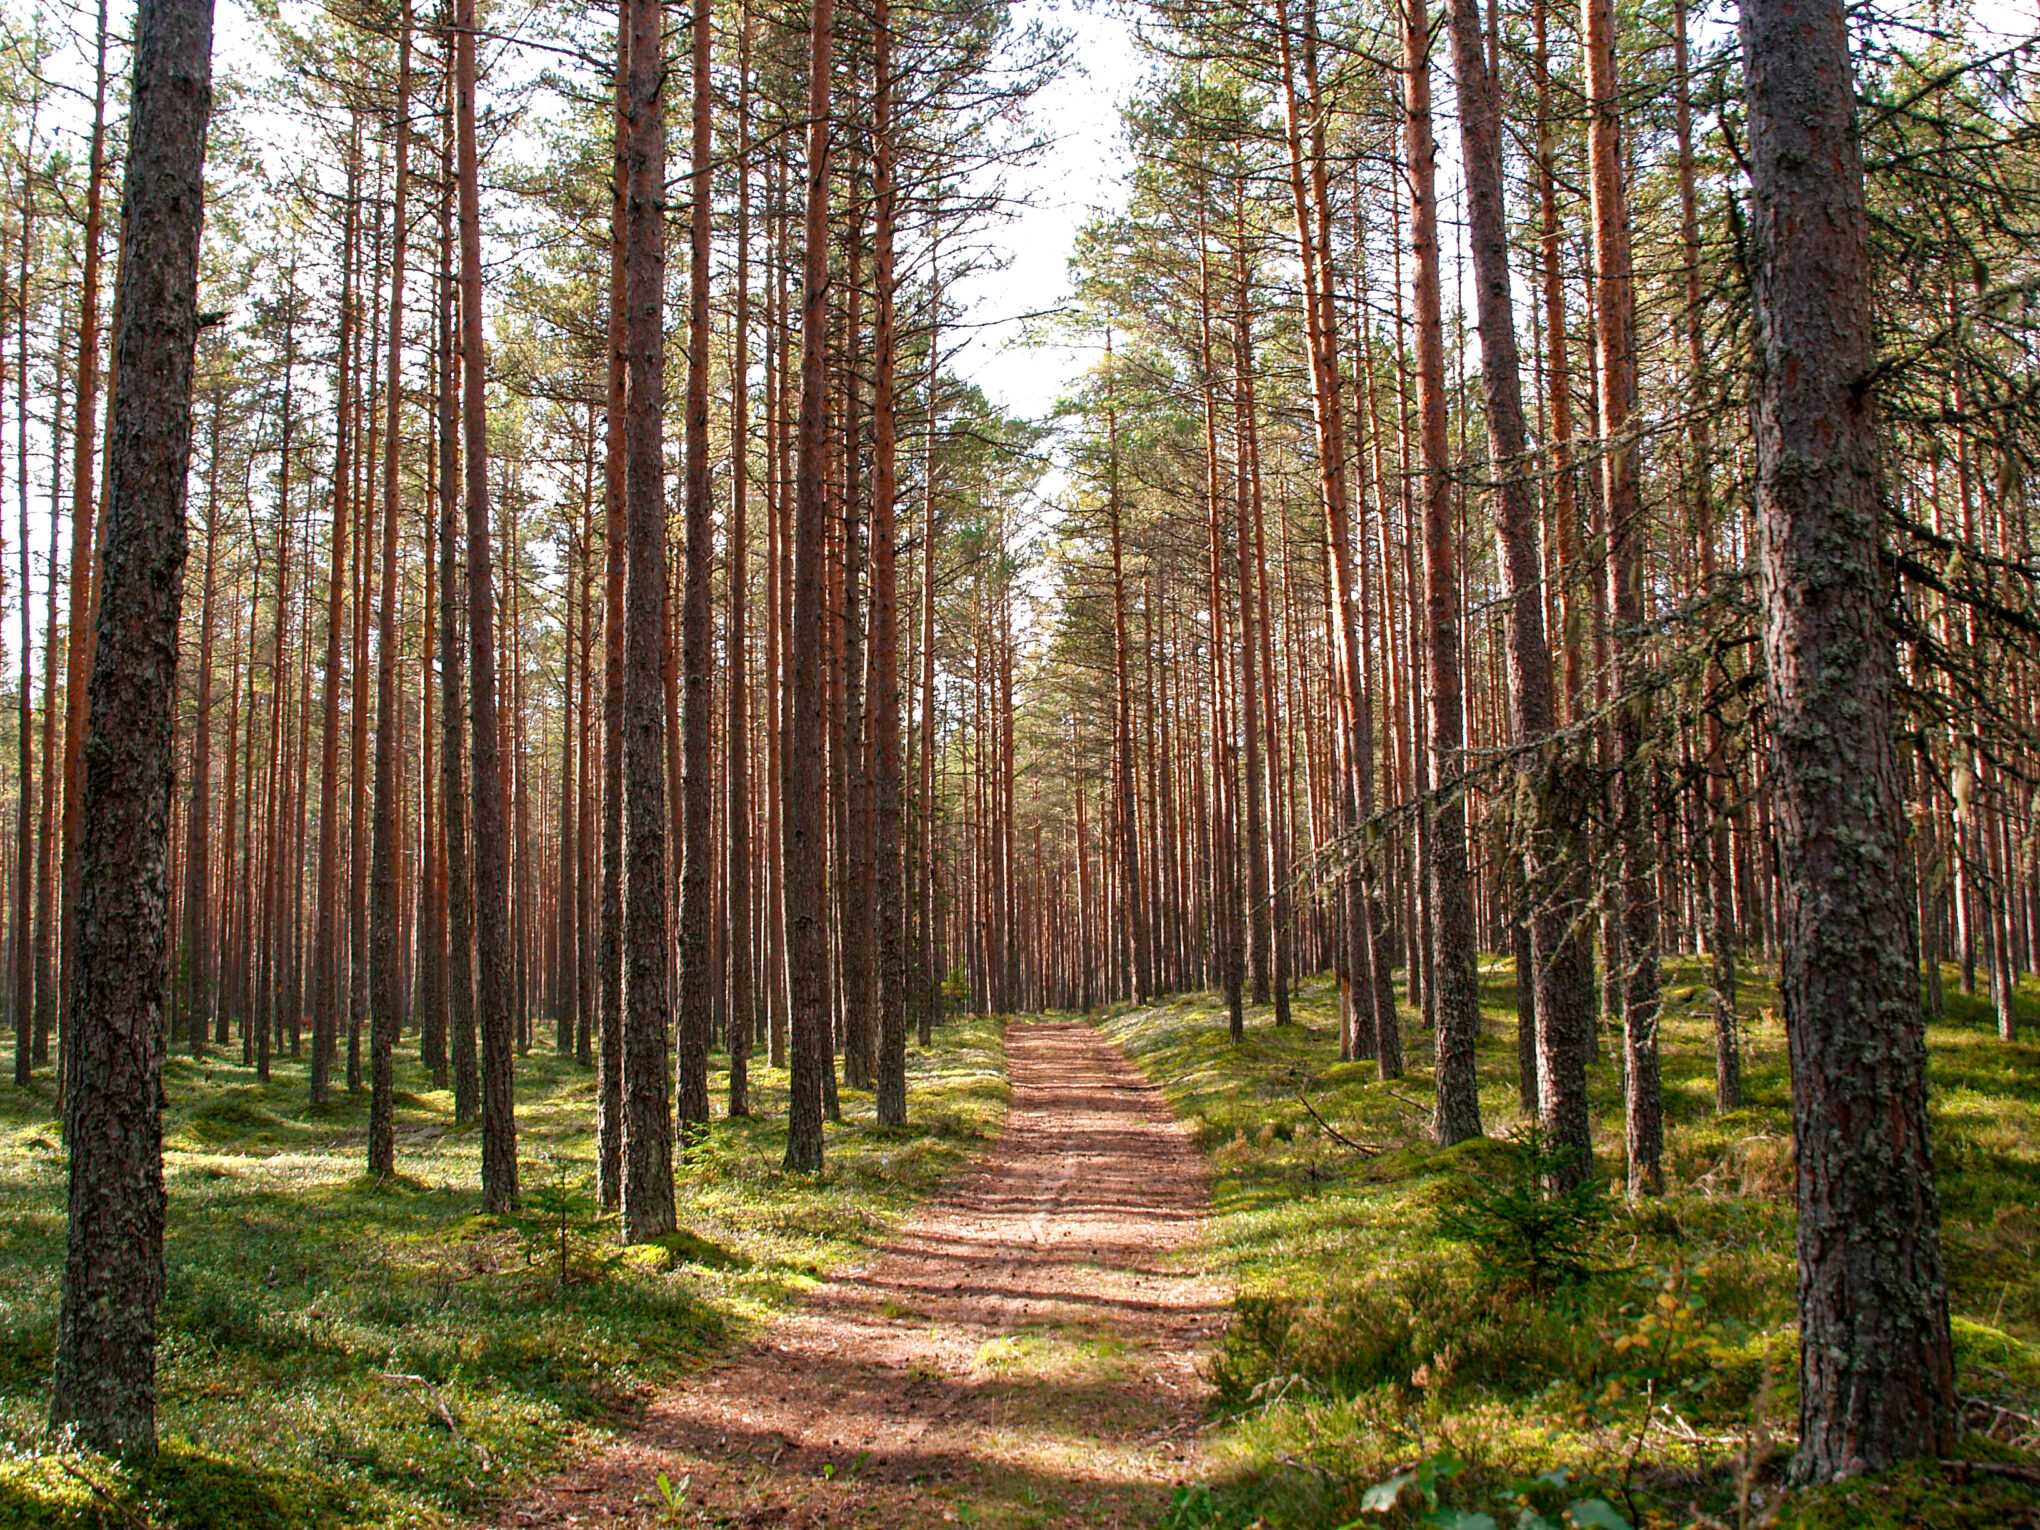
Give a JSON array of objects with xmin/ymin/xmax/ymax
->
[{"xmin": 490, "ymin": 1020, "xmax": 1224, "ymax": 1529}]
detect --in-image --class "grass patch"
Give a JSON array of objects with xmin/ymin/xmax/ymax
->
[
  {"xmin": 1105, "ymin": 961, "xmax": 2040, "ymax": 1529},
  {"xmin": 0, "ymin": 1016, "xmax": 1006, "ymax": 1527}
]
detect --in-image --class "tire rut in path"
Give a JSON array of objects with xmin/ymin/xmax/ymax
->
[{"xmin": 492, "ymin": 1021, "xmax": 1225, "ymax": 1528}]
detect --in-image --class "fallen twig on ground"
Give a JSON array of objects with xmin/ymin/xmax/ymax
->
[
  {"xmin": 379, "ymin": 1371, "xmax": 496, "ymax": 1471},
  {"xmin": 57, "ymin": 1459, "xmax": 158, "ymax": 1530},
  {"xmin": 1293, "ymin": 1081, "xmax": 1383, "ymax": 1157},
  {"xmin": 1942, "ymin": 1458, "xmax": 2040, "ymax": 1487}
]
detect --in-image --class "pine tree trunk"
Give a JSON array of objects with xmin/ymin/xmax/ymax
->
[
  {"xmin": 870, "ymin": 0, "xmax": 907, "ymax": 1124},
  {"xmin": 1446, "ymin": 0, "xmax": 1591, "ymax": 1177},
  {"xmin": 176, "ymin": 389, "xmax": 221, "ymax": 1061},
  {"xmin": 1582, "ymin": 0, "xmax": 1662, "ymax": 1193},
  {"xmin": 1674, "ymin": 0, "xmax": 1739, "ymax": 1113},
  {"xmin": 33, "ymin": 318, "xmax": 67, "ymax": 1068},
  {"xmin": 455, "ymin": 0, "xmax": 518, "ymax": 1212},
  {"xmin": 783, "ymin": 0, "xmax": 836, "ymax": 1171},
  {"xmin": 557, "ymin": 470, "xmax": 580, "ymax": 1059},
  {"xmin": 837, "ymin": 227, "xmax": 875, "ymax": 1089},
  {"xmin": 368, "ymin": 7, "xmax": 413, "ymax": 1179},
  {"xmin": 1102, "ymin": 336, "xmax": 1149, "ymax": 1005},
  {"xmin": 1739, "ymin": 0, "xmax": 1957, "ymax": 1476},
  {"xmin": 596, "ymin": 13, "xmax": 629, "ymax": 1206},
  {"xmin": 675, "ymin": 0, "xmax": 714, "ymax": 1133},
  {"xmin": 312, "ymin": 129, "xmax": 360, "ymax": 1104},
  {"xmin": 618, "ymin": 0, "xmax": 675, "ymax": 1234},
  {"xmin": 256, "ymin": 295, "xmax": 298, "ymax": 1084},
  {"xmin": 917, "ymin": 276, "xmax": 940, "ymax": 1044},
  {"xmin": 55, "ymin": 0, "xmax": 112, "ymax": 1102},
  {"xmin": 437, "ymin": 88, "xmax": 476, "ymax": 1127},
  {"xmin": 11, "ymin": 181, "xmax": 34, "ymax": 1079},
  {"xmin": 1276, "ymin": 0, "xmax": 1395, "ymax": 1073},
  {"xmin": 726, "ymin": 1, "xmax": 754, "ymax": 1117},
  {"xmin": 1401, "ymin": 0, "xmax": 1479, "ymax": 1142},
  {"xmin": 49, "ymin": 0, "xmax": 215, "ymax": 1453}
]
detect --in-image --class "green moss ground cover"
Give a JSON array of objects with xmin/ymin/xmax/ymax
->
[
  {"xmin": 1102, "ymin": 963, "xmax": 2040, "ymax": 1530},
  {"xmin": 0, "ymin": 1018, "xmax": 1006, "ymax": 1528}
]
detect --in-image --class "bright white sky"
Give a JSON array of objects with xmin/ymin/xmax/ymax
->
[{"xmin": 944, "ymin": 0, "xmax": 1144, "ymax": 423}]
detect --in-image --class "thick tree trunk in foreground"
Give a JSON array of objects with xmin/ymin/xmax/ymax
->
[
  {"xmin": 619, "ymin": 0, "xmax": 676, "ymax": 1232},
  {"xmin": 49, "ymin": 0, "xmax": 215, "ymax": 1455},
  {"xmin": 783, "ymin": 0, "xmax": 836, "ymax": 1172},
  {"xmin": 1740, "ymin": 0, "xmax": 1956, "ymax": 1478},
  {"xmin": 455, "ymin": 0, "xmax": 518, "ymax": 1212}
]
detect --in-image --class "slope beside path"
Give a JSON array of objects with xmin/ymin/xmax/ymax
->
[{"xmin": 492, "ymin": 1019, "xmax": 1225, "ymax": 1529}]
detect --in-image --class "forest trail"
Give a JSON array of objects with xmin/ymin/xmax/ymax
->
[{"xmin": 492, "ymin": 1021, "xmax": 1226, "ymax": 1528}]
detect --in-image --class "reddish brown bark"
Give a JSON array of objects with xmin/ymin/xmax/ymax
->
[
  {"xmin": 617, "ymin": 0, "xmax": 675, "ymax": 1232},
  {"xmin": 1401, "ymin": 0, "xmax": 1478, "ymax": 1140},
  {"xmin": 675, "ymin": 0, "xmax": 715, "ymax": 1132},
  {"xmin": 455, "ymin": 0, "xmax": 518, "ymax": 1211},
  {"xmin": 368, "ymin": 5, "xmax": 413, "ymax": 1179},
  {"xmin": 782, "ymin": 0, "xmax": 836, "ymax": 1172}
]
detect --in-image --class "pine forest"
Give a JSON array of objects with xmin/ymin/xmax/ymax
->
[{"xmin": 0, "ymin": 0, "xmax": 2037, "ymax": 1521}]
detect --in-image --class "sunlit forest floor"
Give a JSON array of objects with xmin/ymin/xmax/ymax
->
[
  {"xmin": 2, "ymin": 967, "xmax": 2036, "ymax": 1530},
  {"xmin": 1103, "ymin": 961, "xmax": 2040, "ymax": 1530},
  {"xmin": 0, "ymin": 1019, "xmax": 1007, "ymax": 1528}
]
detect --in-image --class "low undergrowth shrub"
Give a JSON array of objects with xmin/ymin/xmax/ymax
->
[
  {"xmin": 1434, "ymin": 1126, "xmax": 1612, "ymax": 1297},
  {"xmin": 1209, "ymin": 1265, "xmax": 1620, "ymax": 1415}
]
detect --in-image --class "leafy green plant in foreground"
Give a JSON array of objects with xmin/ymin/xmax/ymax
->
[{"xmin": 1354, "ymin": 1452, "xmax": 1633, "ymax": 1530}]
